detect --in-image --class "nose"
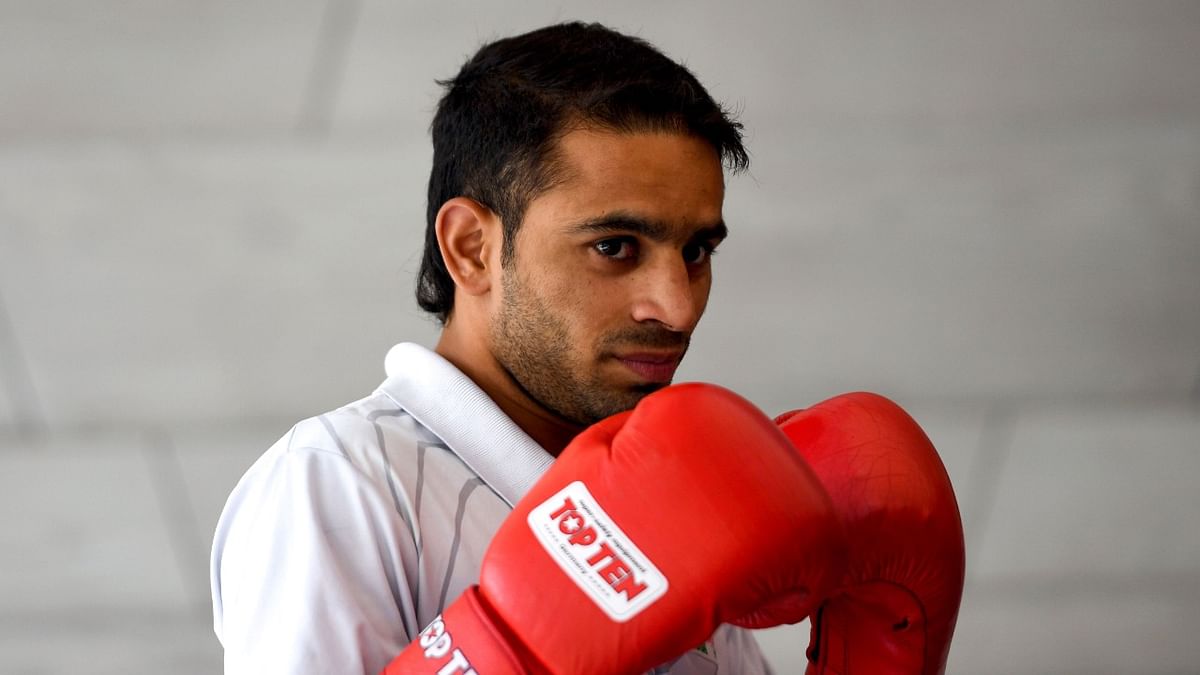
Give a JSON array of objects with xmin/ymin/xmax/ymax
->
[{"xmin": 629, "ymin": 255, "xmax": 707, "ymax": 333}]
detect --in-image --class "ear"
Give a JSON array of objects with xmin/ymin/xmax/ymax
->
[{"xmin": 435, "ymin": 197, "xmax": 503, "ymax": 297}]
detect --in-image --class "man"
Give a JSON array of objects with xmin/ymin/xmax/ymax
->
[{"xmin": 211, "ymin": 22, "xmax": 779, "ymax": 674}]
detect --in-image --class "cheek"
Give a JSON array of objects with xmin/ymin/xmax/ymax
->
[
  {"xmin": 545, "ymin": 275, "xmax": 630, "ymax": 341},
  {"xmin": 562, "ymin": 280, "xmax": 617, "ymax": 327},
  {"xmin": 693, "ymin": 272, "xmax": 713, "ymax": 312},
  {"xmin": 534, "ymin": 251, "xmax": 604, "ymax": 306}
]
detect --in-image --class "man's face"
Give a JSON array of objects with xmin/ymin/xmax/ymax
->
[{"xmin": 490, "ymin": 128, "xmax": 727, "ymax": 426}]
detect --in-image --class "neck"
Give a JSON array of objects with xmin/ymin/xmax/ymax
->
[{"xmin": 435, "ymin": 318, "xmax": 581, "ymax": 457}]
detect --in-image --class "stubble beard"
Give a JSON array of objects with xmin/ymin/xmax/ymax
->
[{"xmin": 491, "ymin": 268, "xmax": 686, "ymax": 427}]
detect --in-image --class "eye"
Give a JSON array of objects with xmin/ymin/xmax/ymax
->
[
  {"xmin": 682, "ymin": 240, "xmax": 716, "ymax": 265},
  {"xmin": 593, "ymin": 237, "xmax": 637, "ymax": 260}
]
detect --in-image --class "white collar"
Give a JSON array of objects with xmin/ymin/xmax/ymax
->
[{"xmin": 377, "ymin": 342, "xmax": 553, "ymax": 507}]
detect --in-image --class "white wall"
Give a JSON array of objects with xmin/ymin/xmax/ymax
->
[{"xmin": 1, "ymin": 2, "xmax": 1198, "ymax": 673}]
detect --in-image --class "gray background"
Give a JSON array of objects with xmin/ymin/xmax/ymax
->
[{"xmin": 1, "ymin": 1, "xmax": 1198, "ymax": 673}]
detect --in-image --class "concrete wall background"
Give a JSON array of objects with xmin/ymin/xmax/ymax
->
[{"xmin": 1, "ymin": 2, "xmax": 1197, "ymax": 673}]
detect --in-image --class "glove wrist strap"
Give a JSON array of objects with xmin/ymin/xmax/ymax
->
[{"xmin": 382, "ymin": 586, "xmax": 528, "ymax": 675}]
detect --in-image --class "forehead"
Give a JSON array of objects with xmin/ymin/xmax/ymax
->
[{"xmin": 524, "ymin": 128, "xmax": 726, "ymax": 235}]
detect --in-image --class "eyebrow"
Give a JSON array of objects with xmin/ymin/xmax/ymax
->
[{"xmin": 565, "ymin": 213, "xmax": 728, "ymax": 243}]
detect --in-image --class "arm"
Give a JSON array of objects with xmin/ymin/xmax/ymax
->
[
  {"xmin": 383, "ymin": 384, "xmax": 845, "ymax": 675},
  {"xmin": 212, "ymin": 434, "xmax": 421, "ymax": 674}
]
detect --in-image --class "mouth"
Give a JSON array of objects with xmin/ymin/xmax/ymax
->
[{"xmin": 612, "ymin": 351, "xmax": 684, "ymax": 383}]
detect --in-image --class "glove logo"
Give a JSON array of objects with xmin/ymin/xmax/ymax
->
[
  {"xmin": 416, "ymin": 615, "xmax": 477, "ymax": 675},
  {"xmin": 528, "ymin": 481, "xmax": 669, "ymax": 622}
]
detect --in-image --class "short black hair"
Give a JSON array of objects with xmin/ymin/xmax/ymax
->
[{"xmin": 416, "ymin": 21, "xmax": 749, "ymax": 323}]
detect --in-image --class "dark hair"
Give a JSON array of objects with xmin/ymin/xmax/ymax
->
[{"xmin": 416, "ymin": 21, "xmax": 749, "ymax": 323}]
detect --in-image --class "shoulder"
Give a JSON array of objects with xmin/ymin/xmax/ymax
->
[
  {"xmin": 215, "ymin": 389, "xmax": 454, "ymax": 553},
  {"xmin": 211, "ymin": 394, "xmax": 432, "ymax": 660},
  {"xmin": 213, "ymin": 390, "xmax": 429, "ymax": 557},
  {"xmin": 287, "ymin": 390, "xmax": 440, "ymax": 478}
]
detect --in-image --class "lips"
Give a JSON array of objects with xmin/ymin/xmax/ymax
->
[{"xmin": 614, "ymin": 352, "xmax": 683, "ymax": 383}]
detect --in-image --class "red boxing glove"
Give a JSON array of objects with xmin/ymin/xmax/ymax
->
[
  {"xmin": 776, "ymin": 393, "xmax": 966, "ymax": 675},
  {"xmin": 384, "ymin": 383, "xmax": 846, "ymax": 675}
]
